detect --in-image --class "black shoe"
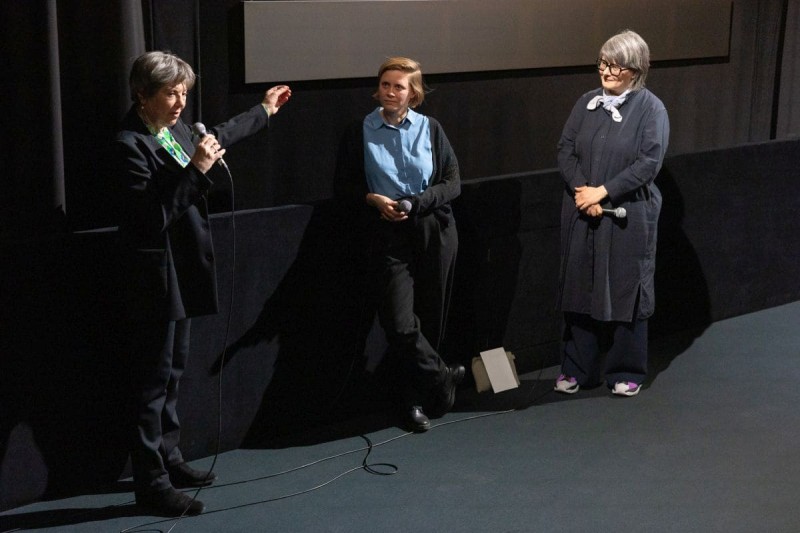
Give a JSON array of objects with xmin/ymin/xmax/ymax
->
[
  {"xmin": 168, "ymin": 462, "xmax": 217, "ymax": 488},
  {"xmin": 430, "ymin": 364, "xmax": 465, "ymax": 418},
  {"xmin": 403, "ymin": 405, "xmax": 431, "ymax": 432},
  {"xmin": 136, "ymin": 487, "xmax": 205, "ymax": 516}
]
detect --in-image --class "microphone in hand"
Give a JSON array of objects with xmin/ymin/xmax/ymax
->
[
  {"xmin": 602, "ymin": 207, "xmax": 627, "ymax": 218},
  {"xmin": 394, "ymin": 199, "xmax": 413, "ymax": 214},
  {"xmin": 192, "ymin": 122, "xmax": 228, "ymax": 170}
]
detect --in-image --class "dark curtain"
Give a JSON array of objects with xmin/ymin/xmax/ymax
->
[
  {"xmin": 1, "ymin": 1, "xmax": 65, "ymax": 240},
  {"xmin": 0, "ymin": 0, "xmax": 145, "ymax": 240},
  {"xmin": 777, "ymin": 0, "xmax": 800, "ymax": 138},
  {"xmin": 142, "ymin": 0, "xmax": 199, "ymax": 116},
  {"xmin": 57, "ymin": 1, "xmax": 146, "ymax": 231}
]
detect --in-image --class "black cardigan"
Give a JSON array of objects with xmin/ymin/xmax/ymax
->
[{"xmin": 333, "ymin": 115, "xmax": 461, "ymax": 227}]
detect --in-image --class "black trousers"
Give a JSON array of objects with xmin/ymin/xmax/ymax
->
[
  {"xmin": 128, "ymin": 318, "xmax": 191, "ymax": 495},
  {"xmin": 561, "ymin": 311, "xmax": 648, "ymax": 387},
  {"xmin": 371, "ymin": 214, "xmax": 457, "ymax": 404}
]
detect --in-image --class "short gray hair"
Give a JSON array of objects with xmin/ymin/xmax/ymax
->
[
  {"xmin": 599, "ymin": 30, "xmax": 650, "ymax": 91},
  {"xmin": 129, "ymin": 51, "xmax": 196, "ymax": 102}
]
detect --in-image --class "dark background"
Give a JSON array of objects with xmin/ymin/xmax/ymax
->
[
  {"xmin": 1, "ymin": 0, "xmax": 800, "ymax": 512},
  {"xmin": 2, "ymin": 0, "xmax": 798, "ymax": 235}
]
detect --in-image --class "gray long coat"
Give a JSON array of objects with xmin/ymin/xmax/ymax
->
[{"xmin": 557, "ymin": 88, "xmax": 669, "ymax": 322}]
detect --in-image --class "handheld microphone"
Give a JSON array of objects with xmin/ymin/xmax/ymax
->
[
  {"xmin": 602, "ymin": 207, "xmax": 627, "ymax": 218},
  {"xmin": 394, "ymin": 199, "xmax": 413, "ymax": 214},
  {"xmin": 192, "ymin": 122, "xmax": 228, "ymax": 170}
]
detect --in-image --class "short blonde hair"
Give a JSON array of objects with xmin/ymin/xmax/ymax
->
[
  {"xmin": 599, "ymin": 30, "xmax": 650, "ymax": 91},
  {"xmin": 373, "ymin": 56, "xmax": 427, "ymax": 108}
]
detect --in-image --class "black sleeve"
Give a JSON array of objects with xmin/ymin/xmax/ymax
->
[{"xmin": 412, "ymin": 118, "xmax": 461, "ymax": 215}]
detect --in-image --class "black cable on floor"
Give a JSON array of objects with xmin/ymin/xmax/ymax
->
[
  {"xmin": 118, "ymin": 356, "xmax": 551, "ymax": 532},
  {"xmin": 1, "ymin": 363, "xmax": 551, "ymax": 533}
]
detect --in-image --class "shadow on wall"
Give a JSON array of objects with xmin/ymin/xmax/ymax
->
[
  {"xmin": 648, "ymin": 164, "xmax": 712, "ymax": 383},
  {"xmin": 209, "ymin": 202, "xmax": 392, "ymax": 447},
  {"xmin": 448, "ymin": 179, "xmax": 524, "ymax": 373},
  {"xmin": 0, "ymin": 234, "xmax": 131, "ymax": 511},
  {"xmin": 209, "ymin": 182, "xmax": 529, "ymax": 448},
  {"xmin": 0, "ymin": 194, "xmax": 529, "ymax": 508}
]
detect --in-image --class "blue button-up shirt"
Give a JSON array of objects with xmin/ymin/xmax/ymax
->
[{"xmin": 363, "ymin": 107, "xmax": 433, "ymax": 199}]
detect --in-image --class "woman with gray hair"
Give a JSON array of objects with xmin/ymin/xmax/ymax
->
[
  {"xmin": 116, "ymin": 50, "xmax": 290, "ymax": 516},
  {"xmin": 554, "ymin": 30, "xmax": 669, "ymax": 397}
]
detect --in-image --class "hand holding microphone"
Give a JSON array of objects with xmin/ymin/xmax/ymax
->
[
  {"xmin": 575, "ymin": 185, "xmax": 625, "ymax": 219},
  {"xmin": 574, "ymin": 184, "xmax": 608, "ymax": 210},
  {"xmin": 366, "ymin": 193, "xmax": 410, "ymax": 222},
  {"xmin": 584, "ymin": 204, "xmax": 626, "ymax": 218},
  {"xmin": 191, "ymin": 122, "xmax": 228, "ymax": 172}
]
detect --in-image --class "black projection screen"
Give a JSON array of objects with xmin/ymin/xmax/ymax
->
[{"xmin": 243, "ymin": 0, "xmax": 732, "ymax": 83}]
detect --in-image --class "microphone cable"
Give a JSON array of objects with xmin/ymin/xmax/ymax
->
[
  {"xmin": 1, "ymin": 353, "xmax": 553, "ymax": 533},
  {"xmin": 113, "ymin": 367, "xmax": 555, "ymax": 533},
  {"xmin": 113, "ymin": 432, "xmax": 402, "ymax": 533}
]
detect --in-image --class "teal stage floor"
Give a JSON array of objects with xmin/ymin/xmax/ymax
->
[{"xmin": 3, "ymin": 302, "xmax": 800, "ymax": 532}]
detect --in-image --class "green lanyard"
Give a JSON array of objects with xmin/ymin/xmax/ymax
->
[
  {"xmin": 154, "ymin": 127, "xmax": 191, "ymax": 168},
  {"xmin": 146, "ymin": 123, "xmax": 191, "ymax": 168}
]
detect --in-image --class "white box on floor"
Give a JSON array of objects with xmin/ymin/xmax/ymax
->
[{"xmin": 472, "ymin": 348, "xmax": 520, "ymax": 393}]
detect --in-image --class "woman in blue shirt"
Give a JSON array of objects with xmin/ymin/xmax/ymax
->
[
  {"xmin": 555, "ymin": 30, "xmax": 669, "ymax": 397},
  {"xmin": 335, "ymin": 57, "xmax": 464, "ymax": 432}
]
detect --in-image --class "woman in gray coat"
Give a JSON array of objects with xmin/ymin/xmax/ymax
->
[{"xmin": 555, "ymin": 30, "xmax": 669, "ymax": 397}]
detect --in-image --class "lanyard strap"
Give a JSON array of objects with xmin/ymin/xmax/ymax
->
[{"xmin": 151, "ymin": 126, "xmax": 191, "ymax": 167}]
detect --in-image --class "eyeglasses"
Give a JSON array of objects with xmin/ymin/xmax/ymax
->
[{"xmin": 596, "ymin": 59, "xmax": 629, "ymax": 76}]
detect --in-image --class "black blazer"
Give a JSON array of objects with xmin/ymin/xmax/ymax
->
[{"xmin": 115, "ymin": 104, "xmax": 269, "ymax": 320}]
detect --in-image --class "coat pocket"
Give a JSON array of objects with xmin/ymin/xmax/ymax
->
[{"xmin": 132, "ymin": 248, "xmax": 169, "ymax": 298}]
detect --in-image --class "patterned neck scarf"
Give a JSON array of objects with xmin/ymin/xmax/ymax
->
[
  {"xmin": 586, "ymin": 89, "xmax": 631, "ymax": 123},
  {"xmin": 139, "ymin": 110, "xmax": 191, "ymax": 167}
]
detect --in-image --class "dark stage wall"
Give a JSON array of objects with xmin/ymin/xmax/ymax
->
[
  {"xmin": 2, "ymin": 139, "xmax": 800, "ymax": 510},
  {"xmin": 2, "ymin": 0, "xmax": 799, "ymax": 236}
]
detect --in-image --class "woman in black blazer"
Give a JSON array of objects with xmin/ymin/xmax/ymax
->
[{"xmin": 115, "ymin": 50, "xmax": 290, "ymax": 516}]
